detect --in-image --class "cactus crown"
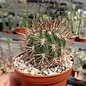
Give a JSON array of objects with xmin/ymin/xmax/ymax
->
[{"xmin": 21, "ymin": 19, "xmax": 72, "ymax": 69}]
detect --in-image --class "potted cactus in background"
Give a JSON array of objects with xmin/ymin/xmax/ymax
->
[
  {"xmin": 15, "ymin": 16, "xmax": 33, "ymax": 35},
  {"xmin": 13, "ymin": 19, "xmax": 74, "ymax": 86},
  {"xmin": 2, "ymin": 14, "xmax": 15, "ymax": 34},
  {"xmin": 69, "ymin": 47, "xmax": 86, "ymax": 82},
  {"xmin": 67, "ymin": 4, "xmax": 83, "ymax": 42},
  {"xmin": 0, "ymin": 44, "xmax": 6, "ymax": 75},
  {"xmin": 15, "ymin": 17, "xmax": 25, "ymax": 34},
  {"xmin": 68, "ymin": 47, "xmax": 82, "ymax": 79},
  {"xmin": 7, "ymin": 15, "xmax": 15, "ymax": 34},
  {"xmin": 0, "ymin": 38, "xmax": 14, "ymax": 75}
]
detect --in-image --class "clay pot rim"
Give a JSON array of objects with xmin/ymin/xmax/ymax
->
[
  {"xmin": 69, "ymin": 35, "xmax": 80, "ymax": 38},
  {"xmin": 79, "ymin": 37, "xmax": 86, "ymax": 39},
  {"xmin": 15, "ymin": 27, "xmax": 25, "ymax": 30},
  {"xmin": 75, "ymin": 77, "xmax": 82, "ymax": 82},
  {"xmin": 13, "ymin": 51, "xmax": 74, "ymax": 78}
]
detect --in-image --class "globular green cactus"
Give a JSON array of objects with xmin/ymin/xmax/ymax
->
[
  {"xmin": 21, "ymin": 20, "xmax": 72, "ymax": 69},
  {"xmin": 27, "ymin": 29, "xmax": 66, "ymax": 59}
]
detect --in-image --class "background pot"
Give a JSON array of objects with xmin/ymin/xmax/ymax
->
[
  {"xmin": 13, "ymin": 52, "xmax": 74, "ymax": 86},
  {"xmin": 2, "ymin": 29, "xmax": 14, "ymax": 34},
  {"xmin": 2, "ymin": 29, "xmax": 8, "ymax": 33},
  {"xmin": 79, "ymin": 37, "xmax": 86, "ymax": 43},
  {"xmin": 69, "ymin": 37, "xmax": 76, "ymax": 41},
  {"xmin": 69, "ymin": 36, "xmax": 80, "ymax": 42},
  {"xmin": 15, "ymin": 27, "xmax": 25, "ymax": 35},
  {"xmin": 71, "ymin": 70, "xmax": 80, "ymax": 77}
]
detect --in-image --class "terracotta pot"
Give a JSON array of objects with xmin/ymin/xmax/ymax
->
[
  {"xmin": 71, "ymin": 70, "xmax": 80, "ymax": 77},
  {"xmin": 71, "ymin": 70, "xmax": 83, "ymax": 82},
  {"xmin": 7, "ymin": 30, "xmax": 14, "ymax": 34},
  {"xmin": 2, "ymin": 29, "xmax": 8, "ymax": 33},
  {"xmin": 2, "ymin": 30, "xmax": 14, "ymax": 34},
  {"xmin": 69, "ymin": 36, "xmax": 80, "ymax": 42},
  {"xmin": 13, "ymin": 52, "xmax": 74, "ymax": 86},
  {"xmin": 15, "ymin": 27, "xmax": 25, "ymax": 35},
  {"xmin": 78, "ymin": 37, "xmax": 86, "ymax": 43},
  {"xmin": 69, "ymin": 36, "xmax": 76, "ymax": 42},
  {"xmin": 75, "ymin": 78, "xmax": 82, "ymax": 82},
  {"xmin": 75, "ymin": 37, "xmax": 80, "ymax": 42}
]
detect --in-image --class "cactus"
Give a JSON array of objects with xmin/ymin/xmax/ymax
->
[
  {"xmin": 27, "ymin": 28, "xmax": 66, "ymax": 58},
  {"xmin": 67, "ymin": 4, "xmax": 83, "ymax": 36},
  {"xmin": 7, "ymin": 15, "xmax": 15, "ymax": 30},
  {"xmin": 7, "ymin": 38, "xmax": 12, "ymax": 69},
  {"xmin": 0, "ymin": 43, "xmax": 6, "ymax": 73},
  {"xmin": 21, "ymin": 19, "xmax": 72, "ymax": 69}
]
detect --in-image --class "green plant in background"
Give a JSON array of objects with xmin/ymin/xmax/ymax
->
[
  {"xmin": 26, "ymin": 18, "xmax": 32, "ymax": 28},
  {"xmin": 69, "ymin": 47, "xmax": 86, "ymax": 71},
  {"xmin": 18, "ymin": 12, "xmax": 52, "ymax": 28},
  {"xmin": 67, "ymin": 4, "xmax": 76, "ymax": 31},
  {"xmin": 18, "ymin": 16, "xmax": 32, "ymax": 28},
  {"xmin": 0, "ymin": 44, "xmax": 4, "ymax": 67},
  {"xmin": 18, "ymin": 17, "xmax": 24, "ymax": 28},
  {"xmin": 0, "ymin": 43, "xmax": 6, "ymax": 73},
  {"xmin": 67, "ymin": 4, "xmax": 83, "ymax": 36},
  {"xmin": 7, "ymin": 15, "xmax": 15, "ymax": 30},
  {"xmin": 0, "ymin": 2, "xmax": 14, "ymax": 31},
  {"xmin": 57, "ymin": 16, "xmax": 68, "ymax": 25},
  {"xmin": 7, "ymin": 38, "xmax": 12, "ymax": 69},
  {"xmin": 1, "ymin": 3, "xmax": 6, "ymax": 30},
  {"xmin": 70, "ymin": 47, "xmax": 82, "ymax": 71},
  {"xmin": 9, "ymin": 11, "xmax": 15, "ymax": 16},
  {"xmin": 78, "ymin": 51, "xmax": 86, "ymax": 66},
  {"xmin": 33, "ymin": 12, "xmax": 51, "ymax": 22},
  {"xmin": 2, "ymin": 17, "xmax": 6, "ymax": 30},
  {"xmin": 75, "ymin": 10, "xmax": 83, "ymax": 36},
  {"xmin": 0, "ymin": 3, "xmax": 7, "ymax": 9},
  {"xmin": 0, "ymin": 38, "xmax": 13, "ymax": 74}
]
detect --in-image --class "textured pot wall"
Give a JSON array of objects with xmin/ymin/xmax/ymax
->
[{"xmin": 13, "ymin": 52, "xmax": 73, "ymax": 86}]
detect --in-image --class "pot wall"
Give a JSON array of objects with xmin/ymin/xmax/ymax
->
[
  {"xmin": 13, "ymin": 52, "xmax": 73, "ymax": 86},
  {"xmin": 15, "ymin": 27, "xmax": 25, "ymax": 34}
]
